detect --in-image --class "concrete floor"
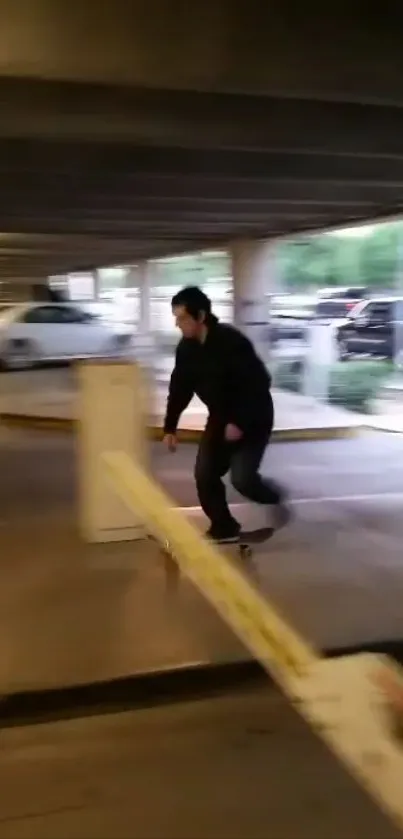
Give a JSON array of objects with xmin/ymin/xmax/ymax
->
[
  {"xmin": 0, "ymin": 687, "xmax": 400, "ymax": 839},
  {"xmin": 1, "ymin": 427, "xmax": 403, "ymax": 839},
  {"xmin": 1, "ymin": 427, "xmax": 403, "ymax": 692}
]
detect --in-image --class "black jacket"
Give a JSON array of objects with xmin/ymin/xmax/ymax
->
[{"xmin": 163, "ymin": 321, "xmax": 273, "ymax": 434}]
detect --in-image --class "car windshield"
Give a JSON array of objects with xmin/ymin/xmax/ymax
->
[{"xmin": 316, "ymin": 299, "xmax": 351, "ymax": 317}]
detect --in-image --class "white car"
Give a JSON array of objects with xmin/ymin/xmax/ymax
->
[{"xmin": 0, "ymin": 302, "xmax": 133, "ymax": 370}]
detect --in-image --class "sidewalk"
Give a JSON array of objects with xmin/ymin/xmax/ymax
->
[
  {"xmin": 365, "ymin": 415, "xmax": 403, "ymax": 433},
  {"xmin": 0, "ymin": 368, "xmax": 361, "ymax": 439},
  {"xmin": 366, "ymin": 391, "xmax": 403, "ymax": 433},
  {"xmin": 162, "ymin": 390, "xmax": 361, "ymax": 437}
]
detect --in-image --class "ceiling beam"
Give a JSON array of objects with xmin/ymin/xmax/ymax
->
[
  {"xmin": 2, "ymin": 171, "xmax": 402, "ymax": 205},
  {"xmin": 2, "ymin": 78, "xmax": 403, "ymax": 154},
  {"xmin": 0, "ymin": 215, "xmax": 364, "ymax": 240},
  {"xmin": 3, "ymin": 140, "xmax": 403, "ymax": 181},
  {"xmin": 1, "ymin": 3, "xmax": 403, "ymax": 105}
]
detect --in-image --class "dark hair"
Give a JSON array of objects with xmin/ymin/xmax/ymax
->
[{"xmin": 171, "ymin": 285, "xmax": 217, "ymax": 324}]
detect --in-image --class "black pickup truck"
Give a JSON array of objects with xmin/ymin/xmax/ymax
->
[{"xmin": 337, "ymin": 297, "xmax": 403, "ymax": 361}]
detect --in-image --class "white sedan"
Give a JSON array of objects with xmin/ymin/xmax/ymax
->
[{"xmin": 0, "ymin": 302, "xmax": 133, "ymax": 370}]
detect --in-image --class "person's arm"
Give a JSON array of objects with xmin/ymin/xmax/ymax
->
[{"xmin": 163, "ymin": 340, "xmax": 195, "ymax": 434}]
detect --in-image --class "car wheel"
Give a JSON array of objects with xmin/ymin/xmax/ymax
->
[
  {"xmin": 338, "ymin": 337, "xmax": 350, "ymax": 362},
  {"xmin": 2, "ymin": 339, "xmax": 36, "ymax": 371}
]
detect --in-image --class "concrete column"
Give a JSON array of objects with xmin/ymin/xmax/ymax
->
[
  {"xmin": 230, "ymin": 240, "xmax": 276, "ymax": 365},
  {"xmin": 139, "ymin": 261, "xmax": 152, "ymax": 333},
  {"xmin": 126, "ymin": 261, "xmax": 157, "ymax": 384},
  {"xmin": 93, "ymin": 269, "xmax": 101, "ymax": 301},
  {"xmin": 126, "ymin": 261, "xmax": 152, "ymax": 333}
]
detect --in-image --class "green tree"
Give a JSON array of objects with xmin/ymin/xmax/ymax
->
[
  {"xmin": 157, "ymin": 251, "xmax": 229, "ymax": 286},
  {"xmin": 278, "ymin": 221, "xmax": 403, "ymax": 292},
  {"xmin": 277, "ymin": 235, "xmax": 339, "ymax": 290},
  {"xmin": 358, "ymin": 223, "xmax": 399, "ymax": 287}
]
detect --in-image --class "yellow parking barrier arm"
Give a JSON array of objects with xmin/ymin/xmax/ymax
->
[
  {"xmin": 102, "ymin": 450, "xmax": 403, "ymax": 831},
  {"xmin": 103, "ymin": 450, "xmax": 317, "ymax": 692}
]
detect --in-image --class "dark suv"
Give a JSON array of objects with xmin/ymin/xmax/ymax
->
[
  {"xmin": 337, "ymin": 297, "xmax": 403, "ymax": 361},
  {"xmin": 314, "ymin": 287, "xmax": 370, "ymax": 321}
]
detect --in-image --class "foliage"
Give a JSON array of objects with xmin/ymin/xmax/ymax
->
[
  {"xmin": 94, "ymin": 220, "xmax": 403, "ymax": 296},
  {"xmin": 157, "ymin": 251, "xmax": 229, "ymax": 286},
  {"xmin": 273, "ymin": 359, "xmax": 391, "ymax": 412},
  {"xmin": 272, "ymin": 359, "xmax": 302, "ymax": 393},
  {"xmin": 277, "ymin": 221, "xmax": 403, "ymax": 291},
  {"xmin": 328, "ymin": 361, "xmax": 392, "ymax": 411}
]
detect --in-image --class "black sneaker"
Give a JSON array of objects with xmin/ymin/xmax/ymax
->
[{"xmin": 205, "ymin": 523, "xmax": 240, "ymax": 544}]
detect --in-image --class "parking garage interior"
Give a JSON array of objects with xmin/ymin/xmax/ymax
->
[{"xmin": 1, "ymin": 4, "xmax": 403, "ymax": 837}]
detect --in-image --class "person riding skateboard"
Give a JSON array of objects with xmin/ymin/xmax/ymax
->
[{"xmin": 163, "ymin": 286, "xmax": 290, "ymax": 543}]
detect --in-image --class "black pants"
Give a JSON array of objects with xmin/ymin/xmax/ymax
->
[{"xmin": 194, "ymin": 417, "xmax": 283, "ymax": 530}]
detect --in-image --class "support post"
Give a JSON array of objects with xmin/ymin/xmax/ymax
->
[
  {"xmin": 230, "ymin": 240, "xmax": 276, "ymax": 365},
  {"xmin": 137, "ymin": 260, "xmax": 152, "ymax": 334},
  {"xmin": 93, "ymin": 269, "xmax": 101, "ymax": 301},
  {"xmin": 77, "ymin": 360, "xmax": 148, "ymax": 543}
]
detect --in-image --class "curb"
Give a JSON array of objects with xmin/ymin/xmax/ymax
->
[
  {"xmin": 364, "ymin": 424, "xmax": 403, "ymax": 436},
  {"xmin": 0, "ymin": 413, "xmax": 359, "ymax": 443},
  {"xmin": 2, "ymin": 640, "xmax": 403, "ymax": 729},
  {"xmin": 1, "ymin": 661, "xmax": 265, "ymax": 729}
]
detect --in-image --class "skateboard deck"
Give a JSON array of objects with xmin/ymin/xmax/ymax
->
[
  {"xmin": 235, "ymin": 526, "xmax": 275, "ymax": 559},
  {"xmin": 239, "ymin": 526, "xmax": 274, "ymax": 544},
  {"xmin": 151, "ymin": 525, "xmax": 273, "ymax": 552},
  {"xmin": 149, "ymin": 525, "xmax": 274, "ymax": 587}
]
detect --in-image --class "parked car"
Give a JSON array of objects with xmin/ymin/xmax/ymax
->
[
  {"xmin": 270, "ymin": 294, "xmax": 316, "ymax": 344},
  {"xmin": 270, "ymin": 312, "xmax": 310, "ymax": 344},
  {"xmin": 336, "ymin": 297, "xmax": 403, "ymax": 361},
  {"xmin": 270, "ymin": 289, "xmax": 370, "ymax": 343},
  {"xmin": 317, "ymin": 286, "xmax": 370, "ymax": 300},
  {"xmin": 314, "ymin": 287, "xmax": 370, "ymax": 321},
  {"xmin": 0, "ymin": 302, "xmax": 133, "ymax": 370}
]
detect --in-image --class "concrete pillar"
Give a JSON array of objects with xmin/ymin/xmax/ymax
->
[
  {"xmin": 139, "ymin": 260, "xmax": 152, "ymax": 334},
  {"xmin": 93, "ymin": 269, "xmax": 101, "ymax": 301},
  {"xmin": 230, "ymin": 240, "xmax": 275, "ymax": 365},
  {"xmin": 126, "ymin": 261, "xmax": 157, "ymax": 384},
  {"xmin": 126, "ymin": 261, "xmax": 152, "ymax": 333}
]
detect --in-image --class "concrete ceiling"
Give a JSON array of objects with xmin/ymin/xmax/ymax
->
[{"xmin": 1, "ymin": 2, "xmax": 403, "ymax": 282}]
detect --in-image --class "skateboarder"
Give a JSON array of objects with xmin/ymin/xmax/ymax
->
[{"xmin": 163, "ymin": 286, "xmax": 290, "ymax": 543}]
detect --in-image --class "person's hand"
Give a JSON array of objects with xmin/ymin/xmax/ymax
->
[
  {"xmin": 224, "ymin": 423, "xmax": 243, "ymax": 442},
  {"xmin": 163, "ymin": 433, "xmax": 178, "ymax": 452}
]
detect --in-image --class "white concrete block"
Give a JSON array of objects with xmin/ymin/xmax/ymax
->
[{"xmin": 77, "ymin": 360, "xmax": 148, "ymax": 543}]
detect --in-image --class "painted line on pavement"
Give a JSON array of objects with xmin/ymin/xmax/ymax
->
[{"xmin": 175, "ymin": 492, "xmax": 403, "ymax": 513}]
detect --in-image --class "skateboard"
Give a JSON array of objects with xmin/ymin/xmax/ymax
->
[
  {"xmin": 151, "ymin": 525, "xmax": 274, "ymax": 569},
  {"xmin": 236, "ymin": 526, "xmax": 274, "ymax": 559}
]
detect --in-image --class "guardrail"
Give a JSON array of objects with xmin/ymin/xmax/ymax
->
[{"xmin": 103, "ymin": 450, "xmax": 403, "ymax": 831}]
